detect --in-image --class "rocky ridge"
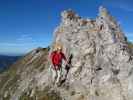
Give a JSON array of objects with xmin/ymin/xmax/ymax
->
[{"xmin": 0, "ymin": 6, "xmax": 133, "ymax": 100}]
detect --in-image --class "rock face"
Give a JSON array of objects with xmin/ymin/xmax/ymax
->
[
  {"xmin": 0, "ymin": 6, "xmax": 133, "ymax": 100},
  {"xmin": 51, "ymin": 6, "xmax": 133, "ymax": 100}
]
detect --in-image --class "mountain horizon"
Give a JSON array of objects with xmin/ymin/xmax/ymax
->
[
  {"xmin": 0, "ymin": 0, "xmax": 133, "ymax": 55},
  {"xmin": 0, "ymin": 6, "xmax": 133, "ymax": 100}
]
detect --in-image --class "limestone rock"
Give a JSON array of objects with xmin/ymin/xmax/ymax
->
[
  {"xmin": 50, "ymin": 6, "xmax": 133, "ymax": 100},
  {"xmin": 0, "ymin": 6, "xmax": 133, "ymax": 100}
]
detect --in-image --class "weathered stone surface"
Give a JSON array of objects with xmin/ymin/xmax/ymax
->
[
  {"xmin": 50, "ymin": 6, "xmax": 133, "ymax": 100},
  {"xmin": 0, "ymin": 6, "xmax": 133, "ymax": 100}
]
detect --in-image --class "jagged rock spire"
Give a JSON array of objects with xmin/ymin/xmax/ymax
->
[
  {"xmin": 52, "ymin": 7, "xmax": 132, "ymax": 100},
  {"xmin": 61, "ymin": 9, "xmax": 81, "ymax": 26},
  {"xmin": 61, "ymin": 9, "xmax": 80, "ymax": 20},
  {"xmin": 99, "ymin": 6, "xmax": 110, "ymax": 18},
  {"xmin": 1, "ymin": 6, "xmax": 133, "ymax": 100}
]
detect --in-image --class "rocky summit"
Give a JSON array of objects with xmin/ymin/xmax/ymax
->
[{"xmin": 1, "ymin": 6, "xmax": 133, "ymax": 100}]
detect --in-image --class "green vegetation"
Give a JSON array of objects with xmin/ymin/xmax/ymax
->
[
  {"xmin": 19, "ymin": 86, "xmax": 62, "ymax": 100},
  {"xmin": 0, "ymin": 47, "xmax": 50, "ymax": 99},
  {"xmin": 19, "ymin": 92, "xmax": 35, "ymax": 100},
  {"xmin": 127, "ymin": 41, "xmax": 133, "ymax": 49},
  {"xmin": 0, "ymin": 65, "xmax": 19, "ymax": 99}
]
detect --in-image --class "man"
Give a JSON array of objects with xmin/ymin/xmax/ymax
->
[{"xmin": 50, "ymin": 44, "xmax": 68, "ymax": 85}]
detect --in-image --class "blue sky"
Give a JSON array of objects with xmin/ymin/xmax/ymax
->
[{"xmin": 0, "ymin": 0, "xmax": 133, "ymax": 55}]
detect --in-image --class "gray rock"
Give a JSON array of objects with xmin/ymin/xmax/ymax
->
[
  {"xmin": 50, "ymin": 6, "xmax": 133, "ymax": 100},
  {"xmin": 0, "ymin": 6, "xmax": 133, "ymax": 100}
]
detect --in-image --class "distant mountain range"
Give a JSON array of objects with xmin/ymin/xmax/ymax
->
[
  {"xmin": 1, "ymin": 7, "xmax": 133, "ymax": 100},
  {"xmin": 0, "ymin": 55, "xmax": 22, "ymax": 72}
]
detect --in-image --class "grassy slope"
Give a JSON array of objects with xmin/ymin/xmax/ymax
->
[{"xmin": 0, "ymin": 47, "xmax": 61, "ymax": 100}]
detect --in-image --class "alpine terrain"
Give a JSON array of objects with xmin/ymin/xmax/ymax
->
[{"xmin": 0, "ymin": 6, "xmax": 133, "ymax": 100}]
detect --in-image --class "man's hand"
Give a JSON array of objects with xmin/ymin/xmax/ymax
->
[{"xmin": 65, "ymin": 60, "xmax": 68, "ymax": 65}]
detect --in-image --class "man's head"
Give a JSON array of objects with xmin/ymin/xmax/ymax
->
[
  {"xmin": 57, "ymin": 46, "xmax": 62, "ymax": 52},
  {"xmin": 54, "ymin": 42, "xmax": 62, "ymax": 52}
]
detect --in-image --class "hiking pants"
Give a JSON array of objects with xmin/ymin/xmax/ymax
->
[{"xmin": 51, "ymin": 65, "xmax": 62, "ymax": 84}]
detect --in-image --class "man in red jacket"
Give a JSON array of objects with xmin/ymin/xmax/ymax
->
[{"xmin": 50, "ymin": 44, "xmax": 67, "ymax": 85}]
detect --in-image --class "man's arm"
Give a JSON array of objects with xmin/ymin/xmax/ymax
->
[
  {"xmin": 62, "ymin": 53, "xmax": 68, "ymax": 64},
  {"xmin": 49, "ymin": 52, "xmax": 54, "ymax": 65}
]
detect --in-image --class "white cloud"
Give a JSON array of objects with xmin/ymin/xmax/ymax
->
[
  {"xmin": 0, "ymin": 33, "xmax": 38, "ymax": 47},
  {"xmin": 102, "ymin": 0, "xmax": 133, "ymax": 12},
  {"xmin": 119, "ymin": 3, "xmax": 133, "ymax": 12},
  {"xmin": 0, "ymin": 43, "xmax": 18, "ymax": 46},
  {"xmin": 0, "ymin": 33, "xmax": 46, "ymax": 55},
  {"xmin": 16, "ymin": 33, "xmax": 36, "ymax": 43},
  {"xmin": 0, "ymin": 42, "xmax": 38, "ymax": 47}
]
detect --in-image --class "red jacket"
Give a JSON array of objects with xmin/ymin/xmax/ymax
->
[{"xmin": 50, "ymin": 51, "xmax": 67, "ymax": 66}]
